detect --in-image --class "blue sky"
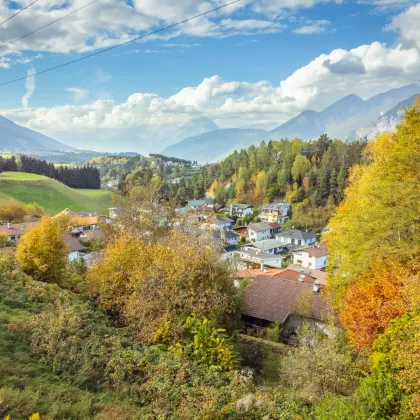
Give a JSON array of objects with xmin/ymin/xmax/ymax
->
[{"xmin": 0, "ymin": 0, "xmax": 419, "ymax": 135}]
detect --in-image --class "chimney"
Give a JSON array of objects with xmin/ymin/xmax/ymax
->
[
  {"xmin": 313, "ymin": 280, "xmax": 320, "ymax": 294},
  {"xmin": 298, "ymin": 274, "xmax": 305, "ymax": 283},
  {"xmin": 7, "ymin": 223, "xmax": 11, "ymax": 229}
]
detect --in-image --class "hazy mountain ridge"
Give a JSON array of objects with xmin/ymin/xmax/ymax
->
[
  {"xmin": 163, "ymin": 84, "xmax": 420, "ymax": 163},
  {"xmin": 0, "ymin": 115, "xmax": 73, "ymax": 152}
]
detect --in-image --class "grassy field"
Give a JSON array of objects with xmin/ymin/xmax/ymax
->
[{"xmin": 0, "ymin": 172, "xmax": 113, "ymax": 215}]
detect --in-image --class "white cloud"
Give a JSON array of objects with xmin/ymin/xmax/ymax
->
[
  {"xmin": 293, "ymin": 19, "xmax": 330, "ymax": 34},
  {"xmin": 21, "ymin": 67, "xmax": 36, "ymax": 109},
  {"xmin": 387, "ymin": 3, "xmax": 420, "ymax": 49},
  {"xmin": 66, "ymin": 87, "xmax": 89, "ymax": 101}
]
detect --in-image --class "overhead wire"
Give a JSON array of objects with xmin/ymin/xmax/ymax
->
[
  {"xmin": 0, "ymin": 0, "xmax": 99, "ymax": 50},
  {"xmin": 0, "ymin": 0, "xmax": 40, "ymax": 27},
  {"xmin": 0, "ymin": 0, "xmax": 242, "ymax": 87}
]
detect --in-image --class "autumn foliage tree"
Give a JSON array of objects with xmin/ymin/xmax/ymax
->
[
  {"xmin": 16, "ymin": 216, "xmax": 70, "ymax": 284},
  {"xmin": 87, "ymin": 230, "xmax": 239, "ymax": 344},
  {"xmin": 340, "ymin": 258, "xmax": 420, "ymax": 349}
]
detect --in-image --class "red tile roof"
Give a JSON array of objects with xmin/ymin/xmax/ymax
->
[
  {"xmin": 244, "ymin": 274, "xmax": 330, "ymax": 324},
  {"xmin": 0, "ymin": 222, "xmax": 39, "ymax": 236}
]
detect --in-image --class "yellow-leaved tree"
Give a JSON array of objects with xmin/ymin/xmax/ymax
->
[
  {"xmin": 324, "ymin": 99, "xmax": 420, "ymax": 304},
  {"xmin": 16, "ymin": 216, "xmax": 70, "ymax": 284},
  {"xmin": 87, "ymin": 230, "xmax": 239, "ymax": 344}
]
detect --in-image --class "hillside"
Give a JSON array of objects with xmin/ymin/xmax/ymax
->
[
  {"xmin": 0, "ymin": 115, "xmax": 73, "ymax": 152},
  {"xmin": 0, "ymin": 172, "xmax": 113, "ymax": 214}
]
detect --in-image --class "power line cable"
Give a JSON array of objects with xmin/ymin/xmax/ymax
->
[
  {"xmin": 0, "ymin": 0, "xmax": 99, "ymax": 50},
  {"xmin": 0, "ymin": 0, "xmax": 40, "ymax": 27},
  {"xmin": 0, "ymin": 0, "xmax": 241, "ymax": 87}
]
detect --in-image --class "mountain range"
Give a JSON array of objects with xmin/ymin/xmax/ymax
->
[
  {"xmin": 0, "ymin": 115, "xmax": 73, "ymax": 152},
  {"xmin": 163, "ymin": 84, "xmax": 420, "ymax": 162},
  {"xmin": 0, "ymin": 84, "xmax": 419, "ymax": 160}
]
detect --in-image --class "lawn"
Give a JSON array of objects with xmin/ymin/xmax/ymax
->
[{"xmin": 0, "ymin": 172, "xmax": 114, "ymax": 215}]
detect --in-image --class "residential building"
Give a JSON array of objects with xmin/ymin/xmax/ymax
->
[
  {"xmin": 258, "ymin": 203, "xmax": 290, "ymax": 224},
  {"xmin": 292, "ymin": 245, "xmax": 328, "ymax": 270},
  {"xmin": 229, "ymin": 203, "xmax": 254, "ymax": 218},
  {"xmin": 287, "ymin": 264, "xmax": 327, "ymax": 285},
  {"xmin": 214, "ymin": 204, "xmax": 229, "ymax": 214},
  {"xmin": 187, "ymin": 198, "xmax": 213, "ymax": 210},
  {"xmin": 209, "ymin": 216, "xmax": 234, "ymax": 231},
  {"xmin": 243, "ymin": 239, "xmax": 287, "ymax": 255},
  {"xmin": 247, "ymin": 222, "xmax": 271, "ymax": 241},
  {"xmin": 0, "ymin": 222, "xmax": 39, "ymax": 242},
  {"xmin": 275, "ymin": 229, "xmax": 316, "ymax": 248},
  {"xmin": 243, "ymin": 271, "xmax": 331, "ymax": 339},
  {"xmin": 59, "ymin": 208, "xmax": 100, "ymax": 235},
  {"xmin": 64, "ymin": 233, "xmax": 86, "ymax": 261},
  {"xmin": 221, "ymin": 229, "xmax": 239, "ymax": 246},
  {"xmin": 236, "ymin": 249, "xmax": 286, "ymax": 269}
]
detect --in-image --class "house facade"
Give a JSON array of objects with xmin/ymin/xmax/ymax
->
[
  {"xmin": 275, "ymin": 229, "xmax": 316, "ymax": 248},
  {"xmin": 258, "ymin": 203, "xmax": 290, "ymax": 224},
  {"xmin": 229, "ymin": 203, "xmax": 254, "ymax": 218},
  {"xmin": 247, "ymin": 222, "xmax": 272, "ymax": 241},
  {"xmin": 209, "ymin": 216, "xmax": 234, "ymax": 231},
  {"xmin": 236, "ymin": 249, "xmax": 285, "ymax": 269},
  {"xmin": 292, "ymin": 245, "xmax": 328, "ymax": 269},
  {"xmin": 64, "ymin": 233, "xmax": 86, "ymax": 261}
]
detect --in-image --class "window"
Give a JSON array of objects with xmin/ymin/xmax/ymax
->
[{"xmin": 308, "ymin": 262, "xmax": 312, "ymax": 267}]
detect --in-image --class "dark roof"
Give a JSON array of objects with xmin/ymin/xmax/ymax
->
[
  {"xmin": 231, "ymin": 203, "xmax": 253, "ymax": 210},
  {"xmin": 64, "ymin": 234, "xmax": 86, "ymax": 253},
  {"xmin": 221, "ymin": 230, "xmax": 238, "ymax": 241},
  {"xmin": 244, "ymin": 275, "xmax": 330, "ymax": 323},
  {"xmin": 210, "ymin": 216, "xmax": 234, "ymax": 225},
  {"xmin": 277, "ymin": 229, "xmax": 316, "ymax": 241}
]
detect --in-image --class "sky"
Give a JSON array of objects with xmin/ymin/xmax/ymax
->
[{"xmin": 0, "ymin": 0, "xmax": 419, "ymax": 138}]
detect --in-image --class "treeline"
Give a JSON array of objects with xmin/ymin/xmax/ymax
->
[
  {"xmin": 149, "ymin": 153, "xmax": 193, "ymax": 164},
  {"xmin": 0, "ymin": 155, "xmax": 101, "ymax": 189},
  {"xmin": 168, "ymin": 135, "xmax": 367, "ymax": 206}
]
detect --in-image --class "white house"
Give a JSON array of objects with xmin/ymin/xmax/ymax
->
[
  {"xmin": 243, "ymin": 239, "xmax": 287, "ymax": 255},
  {"xmin": 275, "ymin": 229, "xmax": 316, "ymax": 248},
  {"xmin": 209, "ymin": 216, "xmax": 234, "ymax": 231},
  {"xmin": 236, "ymin": 249, "xmax": 285, "ymax": 269},
  {"xmin": 258, "ymin": 203, "xmax": 290, "ymax": 224},
  {"xmin": 187, "ymin": 198, "xmax": 213, "ymax": 210},
  {"xmin": 229, "ymin": 203, "xmax": 254, "ymax": 218},
  {"xmin": 292, "ymin": 245, "xmax": 328, "ymax": 270},
  {"xmin": 247, "ymin": 222, "xmax": 271, "ymax": 242},
  {"xmin": 64, "ymin": 234, "xmax": 86, "ymax": 261},
  {"xmin": 221, "ymin": 229, "xmax": 239, "ymax": 246}
]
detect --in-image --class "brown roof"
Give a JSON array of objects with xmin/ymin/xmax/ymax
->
[
  {"xmin": 244, "ymin": 275, "xmax": 330, "ymax": 323},
  {"xmin": 296, "ymin": 245, "xmax": 328, "ymax": 258},
  {"xmin": 0, "ymin": 222, "xmax": 39, "ymax": 236},
  {"xmin": 64, "ymin": 233, "xmax": 86, "ymax": 253},
  {"xmin": 269, "ymin": 222, "xmax": 281, "ymax": 229},
  {"xmin": 286, "ymin": 264, "xmax": 327, "ymax": 285},
  {"xmin": 273, "ymin": 269, "xmax": 316, "ymax": 284},
  {"xmin": 235, "ymin": 267, "xmax": 284, "ymax": 279}
]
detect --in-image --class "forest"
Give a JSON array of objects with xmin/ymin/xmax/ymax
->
[
  {"xmin": 0, "ymin": 155, "xmax": 101, "ymax": 189},
  {"xmin": 0, "ymin": 103, "xmax": 419, "ymax": 419}
]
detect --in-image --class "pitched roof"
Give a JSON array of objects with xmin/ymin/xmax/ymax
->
[
  {"xmin": 210, "ymin": 216, "xmax": 234, "ymax": 225},
  {"xmin": 294, "ymin": 245, "xmax": 328, "ymax": 258},
  {"xmin": 247, "ymin": 222, "xmax": 272, "ymax": 233},
  {"xmin": 269, "ymin": 222, "xmax": 281, "ymax": 229},
  {"xmin": 231, "ymin": 203, "xmax": 253, "ymax": 210},
  {"xmin": 262, "ymin": 203, "xmax": 290, "ymax": 212},
  {"xmin": 244, "ymin": 275, "xmax": 330, "ymax": 323},
  {"xmin": 286, "ymin": 264, "xmax": 327, "ymax": 285},
  {"xmin": 238, "ymin": 249, "xmax": 285, "ymax": 260},
  {"xmin": 0, "ymin": 222, "xmax": 39, "ymax": 236},
  {"xmin": 277, "ymin": 229, "xmax": 316, "ymax": 241},
  {"xmin": 246, "ymin": 239, "xmax": 285, "ymax": 252},
  {"xmin": 64, "ymin": 234, "xmax": 86, "ymax": 253}
]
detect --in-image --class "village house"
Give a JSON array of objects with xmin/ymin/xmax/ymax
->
[
  {"xmin": 221, "ymin": 229, "xmax": 239, "ymax": 246},
  {"xmin": 64, "ymin": 233, "xmax": 86, "ymax": 261},
  {"xmin": 236, "ymin": 248, "xmax": 286, "ymax": 269},
  {"xmin": 59, "ymin": 209, "xmax": 100, "ymax": 236},
  {"xmin": 187, "ymin": 198, "xmax": 213, "ymax": 210},
  {"xmin": 209, "ymin": 216, "xmax": 234, "ymax": 231},
  {"xmin": 243, "ymin": 270, "xmax": 331, "ymax": 340},
  {"xmin": 214, "ymin": 204, "xmax": 229, "ymax": 214},
  {"xmin": 292, "ymin": 245, "xmax": 329, "ymax": 270},
  {"xmin": 229, "ymin": 203, "xmax": 254, "ymax": 218},
  {"xmin": 258, "ymin": 203, "xmax": 290, "ymax": 224},
  {"xmin": 0, "ymin": 222, "xmax": 39, "ymax": 242},
  {"xmin": 275, "ymin": 229, "xmax": 316, "ymax": 248},
  {"xmin": 243, "ymin": 239, "xmax": 287, "ymax": 255}
]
